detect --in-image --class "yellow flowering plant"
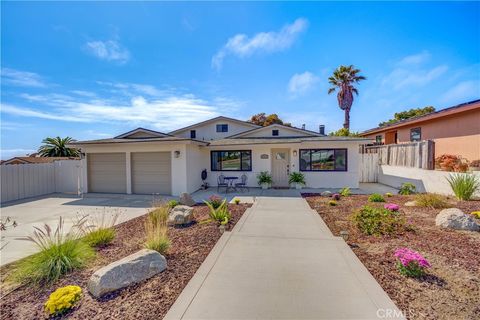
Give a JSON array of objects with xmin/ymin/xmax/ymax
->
[
  {"xmin": 45, "ymin": 285, "xmax": 82, "ymax": 317},
  {"xmin": 471, "ymin": 211, "xmax": 480, "ymax": 219}
]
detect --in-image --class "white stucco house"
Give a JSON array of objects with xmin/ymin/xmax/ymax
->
[{"xmin": 70, "ymin": 116, "xmax": 370, "ymax": 196}]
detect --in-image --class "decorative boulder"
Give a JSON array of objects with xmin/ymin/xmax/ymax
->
[
  {"xmin": 179, "ymin": 193, "xmax": 196, "ymax": 206},
  {"xmin": 321, "ymin": 191, "xmax": 332, "ymax": 197},
  {"xmin": 404, "ymin": 201, "xmax": 417, "ymax": 207},
  {"xmin": 168, "ymin": 205, "xmax": 194, "ymax": 225},
  {"xmin": 435, "ymin": 208, "xmax": 480, "ymax": 231},
  {"xmin": 88, "ymin": 249, "xmax": 167, "ymax": 298}
]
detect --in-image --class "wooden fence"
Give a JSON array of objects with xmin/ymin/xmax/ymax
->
[
  {"xmin": 359, "ymin": 153, "xmax": 379, "ymax": 182},
  {"xmin": 360, "ymin": 140, "xmax": 435, "ymax": 170},
  {"xmin": 0, "ymin": 160, "xmax": 83, "ymax": 203}
]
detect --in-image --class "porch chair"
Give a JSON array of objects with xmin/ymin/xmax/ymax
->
[
  {"xmin": 217, "ymin": 174, "xmax": 228, "ymax": 192},
  {"xmin": 235, "ymin": 174, "xmax": 249, "ymax": 192}
]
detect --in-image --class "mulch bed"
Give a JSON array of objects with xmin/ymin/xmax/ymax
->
[
  {"xmin": 303, "ymin": 193, "xmax": 480, "ymax": 320},
  {"xmin": 0, "ymin": 203, "xmax": 250, "ymax": 320}
]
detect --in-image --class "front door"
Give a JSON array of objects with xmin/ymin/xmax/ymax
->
[{"xmin": 271, "ymin": 148, "xmax": 290, "ymax": 187}]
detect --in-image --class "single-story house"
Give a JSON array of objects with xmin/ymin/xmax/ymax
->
[
  {"xmin": 359, "ymin": 99, "xmax": 480, "ymax": 161},
  {"xmin": 0, "ymin": 156, "xmax": 78, "ymax": 165},
  {"xmin": 70, "ymin": 116, "xmax": 370, "ymax": 196}
]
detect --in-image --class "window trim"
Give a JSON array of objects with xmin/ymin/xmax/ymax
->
[
  {"xmin": 190, "ymin": 130, "xmax": 196, "ymax": 139},
  {"xmin": 210, "ymin": 150, "xmax": 252, "ymax": 172},
  {"xmin": 375, "ymin": 135, "xmax": 382, "ymax": 144},
  {"xmin": 410, "ymin": 127, "xmax": 421, "ymax": 142},
  {"xmin": 272, "ymin": 129, "xmax": 279, "ymax": 136},
  {"xmin": 299, "ymin": 148, "xmax": 348, "ymax": 172},
  {"xmin": 216, "ymin": 124, "xmax": 229, "ymax": 133}
]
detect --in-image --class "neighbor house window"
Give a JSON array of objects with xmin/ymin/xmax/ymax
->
[
  {"xmin": 216, "ymin": 124, "xmax": 228, "ymax": 132},
  {"xmin": 211, "ymin": 150, "xmax": 252, "ymax": 171},
  {"xmin": 375, "ymin": 135, "xmax": 382, "ymax": 144},
  {"xmin": 190, "ymin": 130, "xmax": 196, "ymax": 139},
  {"xmin": 299, "ymin": 149, "xmax": 347, "ymax": 171},
  {"xmin": 272, "ymin": 129, "xmax": 279, "ymax": 136},
  {"xmin": 410, "ymin": 127, "xmax": 421, "ymax": 142}
]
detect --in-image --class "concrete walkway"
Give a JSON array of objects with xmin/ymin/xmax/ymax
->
[{"xmin": 165, "ymin": 197, "xmax": 405, "ymax": 320}]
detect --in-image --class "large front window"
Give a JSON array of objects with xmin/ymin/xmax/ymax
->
[
  {"xmin": 211, "ymin": 150, "xmax": 252, "ymax": 171},
  {"xmin": 299, "ymin": 149, "xmax": 347, "ymax": 171}
]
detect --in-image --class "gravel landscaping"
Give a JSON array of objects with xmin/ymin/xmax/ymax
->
[
  {"xmin": 0, "ymin": 203, "xmax": 250, "ymax": 320},
  {"xmin": 303, "ymin": 193, "xmax": 480, "ymax": 320}
]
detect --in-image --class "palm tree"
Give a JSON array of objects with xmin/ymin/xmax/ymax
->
[
  {"xmin": 38, "ymin": 136, "xmax": 79, "ymax": 157},
  {"xmin": 328, "ymin": 65, "xmax": 366, "ymax": 130}
]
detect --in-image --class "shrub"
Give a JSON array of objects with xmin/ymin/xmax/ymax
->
[
  {"xmin": 207, "ymin": 194, "xmax": 223, "ymax": 209},
  {"xmin": 44, "ymin": 285, "xmax": 82, "ymax": 317},
  {"xmin": 384, "ymin": 203, "xmax": 400, "ymax": 212},
  {"xmin": 398, "ymin": 183, "xmax": 416, "ymax": 195},
  {"xmin": 368, "ymin": 193, "xmax": 385, "ymax": 202},
  {"xmin": 233, "ymin": 198, "xmax": 240, "ymax": 205},
  {"xmin": 351, "ymin": 206, "xmax": 406, "ymax": 236},
  {"xmin": 167, "ymin": 200, "xmax": 179, "ymax": 208},
  {"xmin": 15, "ymin": 217, "xmax": 95, "ymax": 285},
  {"xmin": 257, "ymin": 171, "xmax": 273, "ymax": 185},
  {"xmin": 332, "ymin": 193, "xmax": 341, "ymax": 201},
  {"xmin": 76, "ymin": 208, "xmax": 120, "ymax": 247},
  {"xmin": 288, "ymin": 172, "xmax": 306, "ymax": 185},
  {"xmin": 339, "ymin": 187, "xmax": 351, "ymax": 197},
  {"xmin": 394, "ymin": 248, "xmax": 430, "ymax": 278},
  {"xmin": 471, "ymin": 211, "xmax": 480, "ymax": 219},
  {"xmin": 470, "ymin": 160, "xmax": 480, "ymax": 168},
  {"xmin": 446, "ymin": 173, "xmax": 480, "ymax": 201},
  {"xmin": 328, "ymin": 200, "xmax": 337, "ymax": 206},
  {"xmin": 205, "ymin": 199, "xmax": 231, "ymax": 225},
  {"xmin": 145, "ymin": 205, "xmax": 170, "ymax": 255},
  {"xmin": 385, "ymin": 192, "xmax": 393, "ymax": 197},
  {"xmin": 414, "ymin": 193, "xmax": 450, "ymax": 209},
  {"xmin": 435, "ymin": 154, "xmax": 468, "ymax": 172}
]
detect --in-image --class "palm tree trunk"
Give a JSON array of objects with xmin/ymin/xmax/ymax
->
[{"xmin": 343, "ymin": 107, "xmax": 350, "ymax": 130}]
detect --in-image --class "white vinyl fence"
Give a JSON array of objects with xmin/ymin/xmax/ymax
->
[
  {"xmin": 0, "ymin": 160, "xmax": 83, "ymax": 203},
  {"xmin": 359, "ymin": 153, "xmax": 379, "ymax": 182}
]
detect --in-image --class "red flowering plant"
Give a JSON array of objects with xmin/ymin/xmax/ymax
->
[{"xmin": 394, "ymin": 248, "xmax": 430, "ymax": 277}]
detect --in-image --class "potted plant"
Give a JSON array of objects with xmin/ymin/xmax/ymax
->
[
  {"xmin": 257, "ymin": 171, "xmax": 272, "ymax": 189},
  {"xmin": 470, "ymin": 160, "xmax": 480, "ymax": 172},
  {"xmin": 288, "ymin": 172, "xmax": 306, "ymax": 190}
]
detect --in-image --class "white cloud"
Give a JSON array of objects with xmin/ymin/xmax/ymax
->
[
  {"xmin": 398, "ymin": 51, "xmax": 431, "ymax": 66},
  {"xmin": 85, "ymin": 40, "xmax": 130, "ymax": 64},
  {"xmin": 440, "ymin": 80, "xmax": 480, "ymax": 104},
  {"xmin": 212, "ymin": 18, "xmax": 308, "ymax": 70},
  {"xmin": 1, "ymin": 83, "xmax": 242, "ymax": 131},
  {"xmin": 1, "ymin": 68, "xmax": 47, "ymax": 87},
  {"xmin": 288, "ymin": 71, "xmax": 318, "ymax": 97}
]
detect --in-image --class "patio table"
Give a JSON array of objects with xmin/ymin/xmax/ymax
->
[{"xmin": 223, "ymin": 176, "xmax": 238, "ymax": 193}]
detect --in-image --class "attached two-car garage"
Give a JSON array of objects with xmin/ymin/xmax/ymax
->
[{"xmin": 87, "ymin": 152, "xmax": 172, "ymax": 195}]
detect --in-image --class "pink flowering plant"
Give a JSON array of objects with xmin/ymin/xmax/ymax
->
[
  {"xmin": 207, "ymin": 195, "xmax": 224, "ymax": 209},
  {"xmin": 384, "ymin": 203, "xmax": 400, "ymax": 212},
  {"xmin": 394, "ymin": 248, "xmax": 430, "ymax": 277}
]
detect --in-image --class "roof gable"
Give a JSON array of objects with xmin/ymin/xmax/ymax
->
[
  {"xmin": 115, "ymin": 128, "xmax": 170, "ymax": 139},
  {"xmin": 227, "ymin": 124, "xmax": 323, "ymax": 138},
  {"xmin": 169, "ymin": 116, "xmax": 260, "ymax": 135}
]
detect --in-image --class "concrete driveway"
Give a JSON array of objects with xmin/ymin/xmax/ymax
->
[
  {"xmin": 0, "ymin": 193, "xmax": 160, "ymax": 266},
  {"xmin": 165, "ymin": 197, "xmax": 405, "ymax": 320}
]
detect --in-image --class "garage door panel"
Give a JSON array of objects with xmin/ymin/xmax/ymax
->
[
  {"xmin": 132, "ymin": 152, "xmax": 171, "ymax": 195},
  {"xmin": 88, "ymin": 153, "xmax": 126, "ymax": 193}
]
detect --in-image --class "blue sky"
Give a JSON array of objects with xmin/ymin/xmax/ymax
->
[{"xmin": 1, "ymin": 1, "xmax": 479, "ymax": 159}]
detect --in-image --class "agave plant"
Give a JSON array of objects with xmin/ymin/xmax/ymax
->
[{"xmin": 204, "ymin": 199, "xmax": 231, "ymax": 225}]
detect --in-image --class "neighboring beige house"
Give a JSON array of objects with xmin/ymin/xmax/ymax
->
[
  {"xmin": 70, "ymin": 116, "xmax": 369, "ymax": 196},
  {"xmin": 359, "ymin": 99, "xmax": 480, "ymax": 161},
  {"xmin": 0, "ymin": 156, "xmax": 78, "ymax": 165}
]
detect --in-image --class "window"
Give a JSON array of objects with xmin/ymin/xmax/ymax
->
[
  {"xmin": 190, "ymin": 130, "xmax": 196, "ymax": 139},
  {"xmin": 375, "ymin": 135, "xmax": 382, "ymax": 144},
  {"xmin": 410, "ymin": 127, "xmax": 421, "ymax": 142},
  {"xmin": 272, "ymin": 129, "xmax": 279, "ymax": 136},
  {"xmin": 299, "ymin": 149, "xmax": 347, "ymax": 171},
  {"xmin": 216, "ymin": 124, "xmax": 228, "ymax": 132},
  {"xmin": 211, "ymin": 150, "xmax": 252, "ymax": 171}
]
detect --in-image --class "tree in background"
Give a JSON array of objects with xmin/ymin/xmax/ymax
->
[
  {"xmin": 379, "ymin": 106, "xmax": 435, "ymax": 127},
  {"xmin": 328, "ymin": 65, "xmax": 366, "ymax": 130},
  {"xmin": 328, "ymin": 128, "xmax": 360, "ymax": 137},
  {"xmin": 38, "ymin": 137, "xmax": 79, "ymax": 157},
  {"xmin": 249, "ymin": 113, "xmax": 291, "ymax": 127}
]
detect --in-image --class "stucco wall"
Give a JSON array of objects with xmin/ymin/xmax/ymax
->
[
  {"xmin": 185, "ymin": 145, "xmax": 209, "ymax": 193},
  {"xmin": 173, "ymin": 119, "xmax": 257, "ymax": 141},
  {"xmin": 239, "ymin": 126, "xmax": 316, "ymax": 138},
  {"xmin": 378, "ymin": 165, "xmax": 480, "ymax": 196}
]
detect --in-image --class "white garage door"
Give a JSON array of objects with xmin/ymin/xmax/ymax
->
[
  {"xmin": 132, "ymin": 152, "xmax": 171, "ymax": 195},
  {"xmin": 88, "ymin": 153, "xmax": 126, "ymax": 193}
]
